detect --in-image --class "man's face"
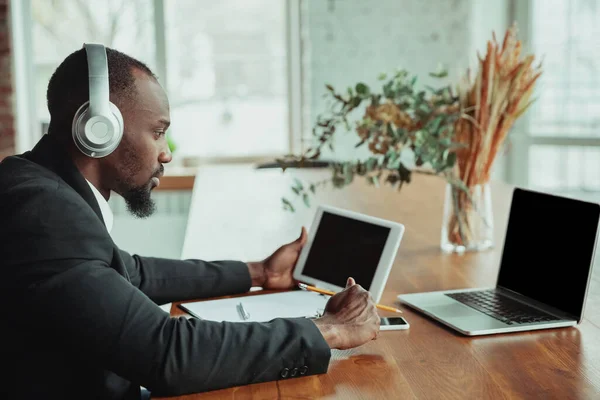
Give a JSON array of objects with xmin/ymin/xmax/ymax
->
[{"xmin": 103, "ymin": 69, "xmax": 172, "ymax": 218}]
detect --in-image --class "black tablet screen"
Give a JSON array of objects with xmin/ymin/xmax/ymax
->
[{"xmin": 301, "ymin": 211, "xmax": 391, "ymax": 290}]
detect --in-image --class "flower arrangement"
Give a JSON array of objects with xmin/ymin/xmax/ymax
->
[
  {"xmin": 277, "ymin": 65, "xmax": 463, "ymax": 212},
  {"xmin": 277, "ymin": 24, "xmax": 541, "ymax": 251}
]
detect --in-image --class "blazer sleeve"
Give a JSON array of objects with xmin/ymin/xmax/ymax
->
[
  {"xmin": 27, "ymin": 260, "xmax": 331, "ymax": 396},
  {"xmin": 10, "ymin": 185, "xmax": 331, "ymax": 396},
  {"xmin": 119, "ymin": 250, "xmax": 252, "ymax": 305}
]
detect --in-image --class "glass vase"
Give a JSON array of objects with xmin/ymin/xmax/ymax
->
[{"xmin": 440, "ymin": 182, "xmax": 494, "ymax": 253}]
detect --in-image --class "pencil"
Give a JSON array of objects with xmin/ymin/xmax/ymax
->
[{"xmin": 298, "ymin": 283, "xmax": 403, "ymax": 314}]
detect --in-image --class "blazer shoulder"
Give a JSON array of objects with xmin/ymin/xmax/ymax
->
[{"xmin": 0, "ymin": 157, "xmax": 112, "ymax": 268}]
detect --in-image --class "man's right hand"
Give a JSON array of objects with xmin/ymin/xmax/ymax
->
[{"xmin": 312, "ymin": 277, "xmax": 380, "ymax": 350}]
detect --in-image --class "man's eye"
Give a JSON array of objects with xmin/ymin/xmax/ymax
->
[{"xmin": 155, "ymin": 131, "xmax": 165, "ymax": 137}]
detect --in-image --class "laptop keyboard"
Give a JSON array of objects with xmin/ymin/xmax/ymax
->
[{"xmin": 445, "ymin": 290, "xmax": 561, "ymax": 325}]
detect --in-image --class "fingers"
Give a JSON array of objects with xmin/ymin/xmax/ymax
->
[
  {"xmin": 299, "ymin": 226, "xmax": 308, "ymax": 246},
  {"xmin": 346, "ymin": 277, "xmax": 356, "ymax": 288},
  {"xmin": 293, "ymin": 226, "xmax": 308, "ymax": 249}
]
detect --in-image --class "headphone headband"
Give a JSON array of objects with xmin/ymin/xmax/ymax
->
[{"xmin": 84, "ymin": 43, "xmax": 111, "ymax": 118}]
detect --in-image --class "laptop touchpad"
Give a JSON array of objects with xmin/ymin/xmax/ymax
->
[{"xmin": 428, "ymin": 303, "xmax": 479, "ymax": 318}]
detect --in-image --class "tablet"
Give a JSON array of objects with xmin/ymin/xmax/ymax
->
[{"xmin": 293, "ymin": 205, "xmax": 405, "ymax": 303}]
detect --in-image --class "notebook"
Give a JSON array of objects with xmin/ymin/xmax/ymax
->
[{"xmin": 179, "ymin": 291, "xmax": 329, "ymax": 322}]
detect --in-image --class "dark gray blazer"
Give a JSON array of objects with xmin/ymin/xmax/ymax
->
[{"xmin": 0, "ymin": 134, "xmax": 330, "ymax": 399}]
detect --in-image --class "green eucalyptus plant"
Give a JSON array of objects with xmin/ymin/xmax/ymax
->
[{"xmin": 277, "ymin": 68, "xmax": 469, "ymax": 212}]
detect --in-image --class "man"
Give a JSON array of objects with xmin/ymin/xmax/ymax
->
[{"xmin": 0, "ymin": 46, "xmax": 380, "ymax": 399}]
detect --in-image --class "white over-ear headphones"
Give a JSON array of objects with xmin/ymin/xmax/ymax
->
[{"xmin": 72, "ymin": 43, "xmax": 124, "ymax": 158}]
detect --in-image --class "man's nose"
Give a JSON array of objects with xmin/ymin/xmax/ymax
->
[{"xmin": 159, "ymin": 145, "xmax": 172, "ymax": 164}]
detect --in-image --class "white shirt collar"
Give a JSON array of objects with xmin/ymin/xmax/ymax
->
[{"xmin": 85, "ymin": 179, "xmax": 114, "ymax": 233}]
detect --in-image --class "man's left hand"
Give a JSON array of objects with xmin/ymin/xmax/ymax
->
[{"xmin": 247, "ymin": 227, "xmax": 308, "ymax": 290}]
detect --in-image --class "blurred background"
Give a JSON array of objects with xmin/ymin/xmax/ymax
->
[{"xmin": 2, "ymin": 0, "xmax": 599, "ymax": 257}]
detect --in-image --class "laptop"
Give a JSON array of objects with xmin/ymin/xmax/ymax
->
[{"xmin": 398, "ymin": 187, "xmax": 600, "ymax": 336}]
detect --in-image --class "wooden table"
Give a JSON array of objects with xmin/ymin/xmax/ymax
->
[{"xmin": 159, "ymin": 164, "xmax": 600, "ymax": 399}]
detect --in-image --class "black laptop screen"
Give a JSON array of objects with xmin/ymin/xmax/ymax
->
[
  {"xmin": 497, "ymin": 188, "xmax": 600, "ymax": 318},
  {"xmin": 301, "ymin": 211, "xmax": 390, "ymax": 290}
]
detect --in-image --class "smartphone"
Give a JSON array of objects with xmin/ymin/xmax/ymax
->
[{"xmin": 380, "ymin": 316, "xmax": 409, "ymax": 330}]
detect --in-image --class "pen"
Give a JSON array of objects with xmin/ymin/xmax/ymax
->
[{"xmin": 298, "ymin": 283, "xmax": 403, "ymax": 314}]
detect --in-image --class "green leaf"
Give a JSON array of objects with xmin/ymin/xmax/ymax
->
[
  {"xmin": 309, "ymin": 184, "xmax": 316, "ymax": 194},
  {"xmin": 414, "ymin": 129, "xmax": 427, "ymax": 146},
  {"xmin": 293, "ymin": 178, "xmax": 304, "ymax": 191},
  {"xmin": 365, "ymin": 157, "xmax": 378, "ymax": 172},
  {"xmin": 377, "ymin": 72, "xmax": 387, "ymax": 80},
  {"xmin": 325, "ymin": 84, "xmax": 335, "ymax": 92},
  {"xmin": 418, "ymin": 103, "xmax": 431, "ymax": 115},
  {"xmin": 446, "ymin": 152, "xmax": 457, "ymax": 168},
  {"xmin": 386, "ymin": 123, "xmax": 394, "ymax": 138},
  {"xmin": 439, "ymin": 137, "xmax": 452, "ymax": 148},
  {"xmin": 302, "ymin": 193, "xmax": 310, "ymax": 208},
  {"xmin": 394, "ymin": 127, "xmax": 406, "ymax": 141},
  {"xmin": 410, "ymin": 76, "xmax": 417, "ymax": 86},
  {"xmin": 427, "ymin": 115, "xmax": 445, "ymax": 135},
  {"xmin": 429, "ymin": 65, "xmax": 448, "ymax": 78},
  {"xmin": 383, "ymin": 81, "xmax": 394, "ymax": 98},
  {"xmin": 282, "ymin": 197, "xmax": 295, "ymax": 212},
  {"xmin": 351, "ymin": 97, "xmax": 362, "ymax": 107},
  {"xmin": 389, "ymin": 156, "xmax": 402, "ymax": 169},
  {"xmin": 291, "ymin": 186, "xmax": 301, "ymax": 195},
  {"xmin": 386, "ymin": 149, "xmax": 401, "ymax": 169},
  {"xmin": 355, "ymin": 83, "xmax": 370, "ymax": 96},
  {"xmin": 355, "ymin": 140, "xmax": 366, "ymax": 148},
  {"xmin": 368, "ymin": 175, "xmax": 380, "ymax": 187}
]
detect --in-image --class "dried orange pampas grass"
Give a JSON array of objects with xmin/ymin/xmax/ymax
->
[
  {"xmin": 454, "ymin": 22, "xmax": 542, "ymax": 186},
  {"xmin": 444, "ymin": 23, "xmax": 542, "ymax": 250}
]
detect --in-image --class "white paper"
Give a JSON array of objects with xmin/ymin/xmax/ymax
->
[
  {"xmin": 179, "ymin": 291, "xmax": 330, "ymax": 323},
  {"xmin": 159, "ymin": 302, "xmax": 172, "ymax": 313}
]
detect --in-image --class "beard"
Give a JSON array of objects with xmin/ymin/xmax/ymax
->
[
  {"xmin": 112, "ymin": 144, "xmax": 163, "ymax": 218},
  {"xmin": 121, "ymin": 180, "xmax": 156, "ymax": 218}
]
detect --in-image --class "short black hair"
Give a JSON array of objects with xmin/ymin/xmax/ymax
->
[{"xmin": 46, "ymin": 46, "xmax": 156, "ymax": 138}]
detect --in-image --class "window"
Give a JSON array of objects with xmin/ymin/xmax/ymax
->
[
  {"xmin": 26, "ymin": 0, "xmax": 293, "ymax": 160},
  {"xmin": 529, "ymin": 0, "xmax": 600, "ymax": 139},
  {"xmin": 515, "ymin": 0, "xmax": 600, "ymax": 196},
  {"xmin": 30, "ymin": 0, "xmax": 156, "ymax": 125},
  {"xmin": 164, "ymin": 0, "xmax": 289, "ymax": 158}
]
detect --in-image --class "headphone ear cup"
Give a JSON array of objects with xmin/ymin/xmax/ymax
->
[
  {"xmin": 108, "ymin": 100, "xmax": 124, "ymax": 142},
  {"xmin": 72, "ymin": 100, "xmax": 124, "ymax": 158}
]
